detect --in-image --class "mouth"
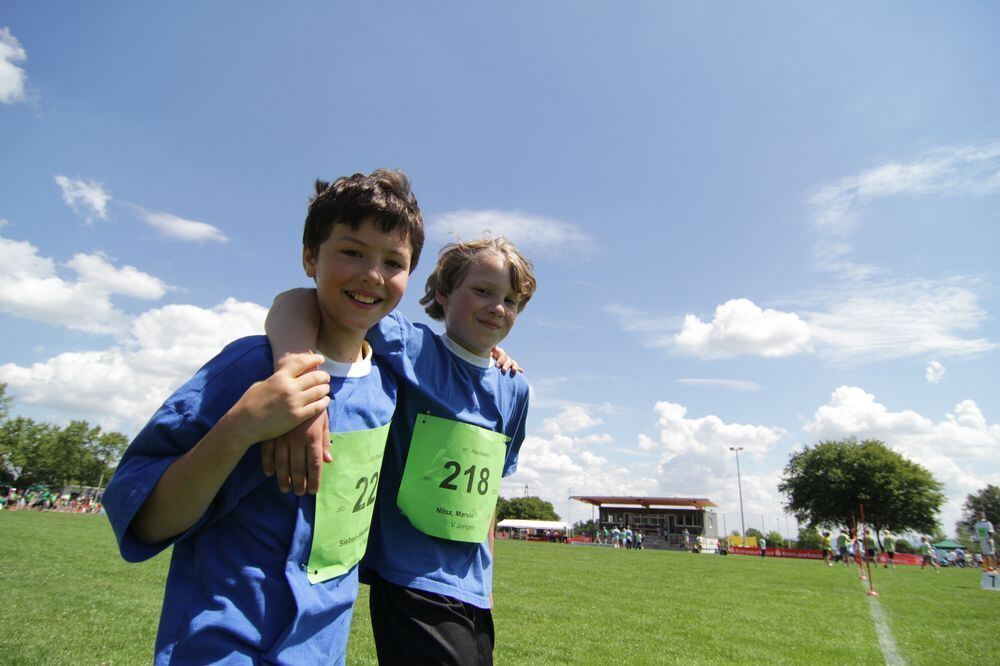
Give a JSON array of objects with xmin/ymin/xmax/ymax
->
[
  {"xmin": 346, "ymin": 290, "xmax": 383, "ymax": 306},
  {"xmin": 477, "ymin": 318, "xmax": 501, "ymax": 330}
]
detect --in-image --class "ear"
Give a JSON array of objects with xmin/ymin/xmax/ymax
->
[
  {"xmin": 435, "ymin": 289, "xmax": 448, "ymax": 307},
  {"xmin": 302, "ymin": 247, "xmax": 317, "ymax": 278}
]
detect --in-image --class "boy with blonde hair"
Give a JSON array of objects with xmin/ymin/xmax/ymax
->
[{"xmin": 268, "ymin": 235, "xmax": 536, "ymax": 665}]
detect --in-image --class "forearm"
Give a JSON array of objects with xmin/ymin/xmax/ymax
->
[
  {"xmin": 489, "ymin": 510, "xmax": 496, "ymax": 557},
  {"xmin": 266, "ymin": 288, "xmax": 321, "ymax": 369},
  {"xmin": 130, "ymin": 409, "xmax": 255, "ymax": 545}
]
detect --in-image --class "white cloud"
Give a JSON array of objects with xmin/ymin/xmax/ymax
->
[
  {"xmin": 54, "ymin": 175, "xmax": 111, "ymax": 223},
  {"xmin": 541, "ymin": 405, "xmax": 603, "ymax": 435},
  {"xmin": 612, "ymin": 276, "xmax": 994, "ymax": 366},
  {"xmin": 65, "ymin": 253, "xmax": 167, "ymax": 300},
  {"xmin": 808, "ymin": 142, "xmax": 1000, "ymax": 235},
  {"xmin": 501, "ymin": 400, "xmax": 793, "ymax": 529},
  {"xmin": 0, "ymin": 298, "xmax": 266, "ymax": 432},
  {"xmin": 0, "ymin": 27, "xmax": 28, "ymax": 104},
  {"xmin": 677, "ymin": 378, "xmax": 762, "ymax": 392},
  {"xmin": 803, "ymin": 277, "xmax": 995, "ymax": 364},
  {"xmin": 134, "ymin": 206, "xmax": 229, "ymax": 243},
  {"xmin": 925, "ymin": 361, "xmax": 946, "ymax": 384},
  {"xmin": 675, "ymin": 300, "xmax": 813, "ymax": 359},
  {"xmin": 609, "ymin": 298, "xmax": 811, "ymax": 359},
  {"xmin": 805, "ymin": 386, "xmax": 1000, "ymax": 532},
  {"xmin": 0, "ymin": 235, "xmax": 167, "ymax": 333},
  {"xmin": 501, "ymin": 400, "xmax": 657, "ymax": 521},
  {"xmin": 641, "ymin": 401, "xmax": 786, "ymax": 465},
  {"xmin": 428, "ymin": 209, "xmax": 594, "ymax": 256}
]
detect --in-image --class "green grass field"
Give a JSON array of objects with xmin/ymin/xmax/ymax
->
[{"xmin": 2, "ymin": 512, "xmax": 997, "ymax": 664}]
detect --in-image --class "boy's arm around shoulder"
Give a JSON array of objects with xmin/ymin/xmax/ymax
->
[
  {"xmin": 124, "ymin": 353, "xmax": 330, "ymax": 548},
  {"xmin": 500, "ymin": 372, "xmax": 530, "ymax": 478}
]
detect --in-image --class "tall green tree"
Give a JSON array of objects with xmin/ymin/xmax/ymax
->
[
  {"xmin": 957, "ymin": 485, "xmax": 1000, "ymax": 535},
  {"xmin": 779, "ymin": 438, "xmax": 944, "ymax": 538},
  {"xmin": 795, "ymin": 526, "xmax": 823, "ymax": 550},
  {"xmin": 497, "ymin": 495, "xmax": 559, "ymax": 521}
]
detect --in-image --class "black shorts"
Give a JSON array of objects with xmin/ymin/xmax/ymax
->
[{"xmin": 369, "ymin": 572, "xmax": 495, "ymax": 665}]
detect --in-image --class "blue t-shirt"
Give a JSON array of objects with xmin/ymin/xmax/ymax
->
[
  {"xmin": 104, "ymin": 336, "xmax": 396, "ymax": 665},
  {"xmin": 360, "ymin": 312, "xmax": 530, "ymax": 609}
]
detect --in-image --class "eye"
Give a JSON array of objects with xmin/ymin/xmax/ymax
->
[
  {"xmin": 504, "ymin": 297, "xmax": 519, "ymax": 307},
  {"xmin": 341, "ymin": 249, "xmax": 362, "ymax": 258},
  {"xmin": 473, "ymin": 287, "xmax": 489, "ymax": 296},
  {"xmin": 386, "ymin": 259, "xmax": 404, "ymax": 270}
]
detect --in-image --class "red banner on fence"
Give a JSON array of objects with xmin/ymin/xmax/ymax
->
[{"xmin": 729, "ymin": 546, "xmax": 924, "ymax": 566}]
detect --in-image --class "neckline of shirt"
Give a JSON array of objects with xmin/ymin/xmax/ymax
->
[
  {"xmin": 319, "ymin": 340, "xmax": 373, "ymax": 378},
  {"xmin": 440, "ymin": 333, "xmax": 495, "ymax": 368}
]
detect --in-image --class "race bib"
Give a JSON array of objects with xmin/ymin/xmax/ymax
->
[
  {"xmin": 397, "ymin": 414, "xmax": 509, "ymax": 543},
  {"xmin": 306, "ymin": 423, "xmax": 390, "ymax": 584}
]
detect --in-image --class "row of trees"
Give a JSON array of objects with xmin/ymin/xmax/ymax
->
[
  {"xmin": 496, "ymin": 495, "xmax": 559, "ymax": 522},
  {"xmin": 0, "ymin": 384, "xmax": 128, "ymax": 489}
]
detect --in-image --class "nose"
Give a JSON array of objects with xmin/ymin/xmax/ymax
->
[
  {"xmin": 362, "ymin": 262, "xmax": 384, "ymax": 286},
  {"xmin": 487, "ymin": 300, "xmax": 505, "ymax": 316}
]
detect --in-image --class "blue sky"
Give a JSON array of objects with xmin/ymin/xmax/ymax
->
[{"xmin": 2, "ymin": 2, "xmax": 999, "ymax": 538}]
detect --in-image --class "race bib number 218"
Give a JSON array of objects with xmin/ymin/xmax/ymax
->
[{"xmin": 397, "ymin": 414, "xmax": 509, "ymax": 543}]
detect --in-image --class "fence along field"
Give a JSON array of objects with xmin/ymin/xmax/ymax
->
[{"xmin": 1, "ymin": 511, "xmax": 997, "ymax": 664}]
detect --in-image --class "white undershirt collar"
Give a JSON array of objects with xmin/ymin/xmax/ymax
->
[
  {"xmin": 441, "ymin": 333, "xmax": 495, "ymax": 368},
  {"xmin": 319, "ymin": 340, "xmax": 373, "ymax": 378}
]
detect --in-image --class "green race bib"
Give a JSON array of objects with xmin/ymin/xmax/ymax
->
[
  {"xmin": 306, "ymin": 423, "xmax": 390, "ymax": 584},
  {"xmin": 397, "ymin": 414, "xmax": 509, "ymax": 543}
]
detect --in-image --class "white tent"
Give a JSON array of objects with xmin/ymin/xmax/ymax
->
[{"xmin": 496, "ymin": 519, "xmax": 570, "ymax": 531}]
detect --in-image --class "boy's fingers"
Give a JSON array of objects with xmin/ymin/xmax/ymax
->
[
  {"xmin": 290, "ymin": 441, "xmax": 308, "ymax": 496},
  {"xmin": 274, "ymin": 438, "xmax": 292, "ymax": 493},
  {"xmin": 322, "ymin": 411, "xmax": 333, "ymax": 464},
  {"xmin": 299, "ymin": 384, "xmax": 332, "ymax": 410},
  {"xmin": 280, "ymin": 353, "xmax": 326, "ymax": 377},
  {"xmin": 304, "ymin": 412, "xmax": 328, "ymax": 495},
  {"xmin": 299, "ymin": 368, "xmax": 331, "ymax": 385},
  {"xmin": 261, "ymin": 440, "xmax": 276, "ymax": 477}
]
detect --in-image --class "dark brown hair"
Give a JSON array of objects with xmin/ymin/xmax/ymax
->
[
  {"xmin": 420, "ymin": 237, "xmax": 537, "ymax": 321},
  {"xmin": 303, "ymin": 169, "xmax": 424, "ymax": 271}
]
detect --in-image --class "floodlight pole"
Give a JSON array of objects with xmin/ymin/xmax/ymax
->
[{"xmin": 730, "ymin": 446, "xmax": 746, "ymax": 542}]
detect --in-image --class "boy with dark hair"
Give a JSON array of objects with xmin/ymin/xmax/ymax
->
[{"xmin": 104, "ymin": 169, "xmax": 424, "ymax": 664}]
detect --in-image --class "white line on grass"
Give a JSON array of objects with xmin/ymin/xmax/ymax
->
[{"xmin": 860, "ymin": 577, "xmax": 905, "ymax": 665}]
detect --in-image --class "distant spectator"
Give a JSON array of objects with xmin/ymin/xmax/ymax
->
[
  {"xmin": 837, "ymin": 531, "xmax": 850, "ymax": 566},
  {"xmin": 972, "ymin": 511, "xmax": 996, "ymax": 573},
  {"xmin": 919, "ymin": 536, "xmax": 939, "ymax": 572},
  {"xmin": 624, "ymin": 526, "xmax": 634, "ymax": 550},
  {"xmin": 821, "ymin": 531, "xmax": 832, "ymax": 567},
  {"xmin": 864, "ymin": 531, "xmax": 877, "ymax": 563},
  {"xmin": 883, "ymin": 533, "xmax": 895, "ymax": 569},
  {"xmin": 683, "ymin": 528, "xmax": 690, "ymax": 550},
  {"xmin": 635, "ymin": 530, "xmax": 644, "ymax": 550}
]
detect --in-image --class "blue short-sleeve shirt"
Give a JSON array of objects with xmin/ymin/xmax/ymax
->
[
  {"xmin": 360, "ymin": 312, "xmax": 530, "ymax": 609},
  {"xmin": 104, "ymin": 336, "xmax": 396, "ymax": 664}
]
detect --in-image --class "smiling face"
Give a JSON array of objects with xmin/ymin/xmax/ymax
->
[
  {"xmin": 436, "ymin": 251, "xmax": 520, "ymax": 357},
  {"xmin": 303, "ymin": 218, "xmax": 412, "ymax": 360}
]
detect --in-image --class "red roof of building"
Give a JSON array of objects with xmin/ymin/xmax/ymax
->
[{"xmin": 570, "ymin": 496, "xmax": 717, "ymax": 509}]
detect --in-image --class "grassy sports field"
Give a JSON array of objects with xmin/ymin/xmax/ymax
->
[{"xmin": 1, "ymin": 511, "xmax": 997, "ymax": 665}]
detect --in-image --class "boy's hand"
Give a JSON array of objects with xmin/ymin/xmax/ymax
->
[
  {"xmin": 261, "ymin": 410, "xmax": 331, "ymax": 495},
  {"xmin": 491, "ymin": 346, "xmax": 523, "ymax": 376},
  {"xmin": 233, "ymin": 353, "xmax": 330, "ymax": 446}
]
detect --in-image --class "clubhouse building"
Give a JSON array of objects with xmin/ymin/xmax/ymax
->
[{"xmin": 571, "ymin": 495, "xmax": 720, "ymax": 550}]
